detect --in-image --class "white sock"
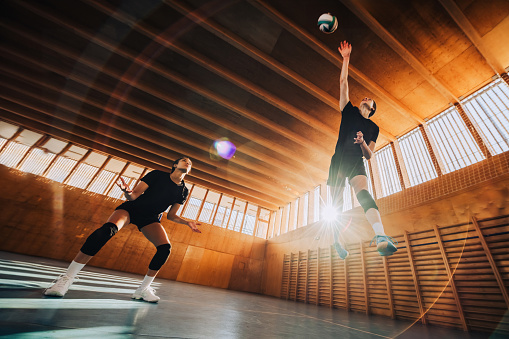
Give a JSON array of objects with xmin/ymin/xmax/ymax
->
[
  {"xmin": 66, "ymin": 261, "xmax": 85, "ymax": 278},
  {"xmin": 138, "ymin": 275, "xmax": 155, "ymax": 290},
  {"xmin": 372, "ymin": 222, "xmax": 386, "ymax": 236}
]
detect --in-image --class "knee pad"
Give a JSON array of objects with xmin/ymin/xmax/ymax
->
[
  {"xmin": 80, "ymin": 222, "xmax": 118, "ymax": 256},
  {"xmin": 148, "ymin": 243, "xmax": 171, "ymax": 271},
  {"xmin": 356, "ymin": 190, "xmax": 378, "ymax": 213}
]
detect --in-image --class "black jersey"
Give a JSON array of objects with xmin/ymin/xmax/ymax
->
[
  {"xmin": 327, "ymin": 101, "xmax": 379, "ymax": 186},
  {"xmin": 124, "ymin": 170, "xmax": 188, "ymax": 216},
  {"xmin": 333, "ymin": 101, "xmax": 379, "ymax": 159}
]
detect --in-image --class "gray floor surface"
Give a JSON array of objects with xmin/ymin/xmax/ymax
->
[{"xmin": 0, "ymin": 251, "xmax": 503, "ymax": 339}]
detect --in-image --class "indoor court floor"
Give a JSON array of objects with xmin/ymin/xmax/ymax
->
[{"xmin": 0, "ymin": 251, "xmax": 502, "ymax": 339}]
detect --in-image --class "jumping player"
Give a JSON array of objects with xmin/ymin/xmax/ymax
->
[
  {"xmin": 328, "ymin": 41, "xmax": 397, "ymax": 259},
  {"xmin": 44, "ymin": 157, "xmax": 201, "ymax": 302}
]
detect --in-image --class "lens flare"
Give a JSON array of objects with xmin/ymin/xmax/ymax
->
[
  {"xmin": 213, "ymin": 138, "xmax": 236, "ymax": 159},
  {"xmin": 322, "ymin": 204, "xmax": 339, "ymax": 222}
]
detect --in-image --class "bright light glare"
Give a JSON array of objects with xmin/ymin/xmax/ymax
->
[
  {"xmin": 213, "ymin": 138, "xmax": 236, "ymax": 159},
  {"xmin": 321, "ymin": 204, "xmax": 339, "ymax": 222}
]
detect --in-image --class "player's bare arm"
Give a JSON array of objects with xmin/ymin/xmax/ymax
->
[
  {"xmin": 353, "ymin": 131, "xmax": 375, "ymax": 160},
  {"xmin": 167, "ymin": 204, "xmax": 201, "ymax": 233},
  {"xmin": 116, "ymin": 177, "xmax": 148, "ymax": 201},
  {"xmin": 338, "ymin": 40, "xmax": 351, "ymax": 111}
]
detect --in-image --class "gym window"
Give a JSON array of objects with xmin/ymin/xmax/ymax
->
[
  {"xmin": 462, "ymin": 77, "xmax": 509, "ymax": 155},
  {"xmin": 375, "ymin": 144, "xmax": 402, "ymax": 197},
  {"xmin": 427, "ymin": 107, "xmax": 484, "ymax": 173},
  {"xmin": 398, "ymin": 127, "xmax": 437, "ymax": 186}
]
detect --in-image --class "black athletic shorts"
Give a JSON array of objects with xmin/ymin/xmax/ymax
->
[
  {"xmin": 115, "ymin": 201, "xmax": 163, "ymax": 231},
  {"xmin": 327, "ymin": 155, "xmax": 367, "ymax": 188}
]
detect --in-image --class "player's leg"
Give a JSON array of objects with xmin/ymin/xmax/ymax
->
[
  {"xmin": 327, "ymin": 157, "xmax": 351, "ymax": 259},
  {"xmin": 132, "ymin": 222, "xmax": 171, "ymax": 302},
  {"xmin": 349, "ymin": 175, "xmax": 397, "ymax": 256},
  {"xmin": 329, "ymin": 181, "xmax": 349, "ymax": 259},
  {"xmin": 76, "ymin": 209, "xmax": 131, "ymax": 262},
  {"xmin": 44, "ymin": 209, "xmax": 131, "ymax": 297}
]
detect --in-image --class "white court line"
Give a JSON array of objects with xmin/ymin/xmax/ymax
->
[
  {"xmin": 0, "ymin": 259, "xmax": 160, "ymax": 285},
  {"xmin": 0, "ymin": 270, "xmax": 143, "ymax": 289},
  {"xmin": 0, "ymin": 298, "xmax": 152, "ymax": 309},
  {"xmin": 0, "ymin": 326, "xmax": 134, "ymax": 339},
  {"xmin": 0, "ymin": 279, "xmax": 141, "ymax": 294}
]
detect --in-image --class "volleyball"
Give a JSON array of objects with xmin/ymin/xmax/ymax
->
[{"xmin": 317, "ymin": 13, "xmax": 338, "ymax": 34}]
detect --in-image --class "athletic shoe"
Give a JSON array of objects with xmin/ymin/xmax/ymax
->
[
  {"xmin": 44, "ymin": 275, "xmax": 75, "ymax": 297},
  {"xmin": 333, "ymin": 242, "xmax": 349, "ymax": 260},
  {"xmin": 370, "ymin": 235, "xmax": 398, "ymax": 256},
  {"xmin": 132, "ymin": 287, "xmax": 160, "ymax": 303}
]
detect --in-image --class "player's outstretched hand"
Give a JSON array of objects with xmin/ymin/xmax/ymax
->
[
  {"xmin": 116, "ymin": 177, "xmax": 132, "ymax": 193},
  {"xmin": 187, "ymin": 221, "xmax": 202, "ymax": 233},
  {"xmin": 338, "ymin": 41, "xmax": 352, "ymax": 58},
  {"xmin": 354, "ymin": 131, "xmax": 364, "ymax": 144}
]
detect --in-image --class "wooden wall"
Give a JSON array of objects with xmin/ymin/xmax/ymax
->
[
  {"xmin": 262, "ymin": 156, "xmax": 509, "ymax": 300},
  {"xmin": 260, "ymin": 153, "xmax": 509, "ymax": 334},
  {"xmin": 0, "ymin": 165, "xmax": 265, "ymax": 293},
  {"xmin": 1, "ymin": 150, "xmax": 508, "ymax": 334},
  {"xmin": 277, "ymin": 216, "xmax": 509, "ymax": 335}
]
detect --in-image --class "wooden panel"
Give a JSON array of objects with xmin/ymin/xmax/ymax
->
[
  {"xmin": 197, "ymin": 249, "xmax": 236, "ymax": 289},
  {"xmin": 176, "ymin": 245, "xmax": 205, "ymax": 283},
  {"xmin": 278, "ymin": 214, "xmax": 509, "ymax": 335},
  {"xmin": 280, "ymin": 253, "xmax": 290, "ymax": 299},
  {"xmin": 346, "ymin": 243, "xmax": 367, "ymax": 314},
  {"xmin": 0, "ymin": 166, "xmax": 266, "ymax": 292},
  {"xmin": 331, "ymin": 246, "xmax": 348, "ymax": 309},
  {"xmin": 296, "ymin": 251, "xmax": 307, "ymax": 302},
  {"xmin": 359, "ymin": 241, "xmax": 370, "ymax": 315},
  {"xmin": 433, "ymin": 224, "xmax": 468, "ymax": 331},
  {"xmin": 307, "ymin": 249, "xmax": 318, "ymax": 305},
  {"xmin": 402, "ymin": 231, "xmax": 427, "ymax": 324},
  {"xmin": 287, "ymin": 252, "xmax": 298, "ymax": 300},
  {"xmin": 317, "ymin": 247, "xmax": 331, "ymax": 306}
]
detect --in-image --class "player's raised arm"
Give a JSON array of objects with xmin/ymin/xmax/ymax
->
[{"xmin": 338, "ymin": 41, "xmax": 351, "ymax": 111}]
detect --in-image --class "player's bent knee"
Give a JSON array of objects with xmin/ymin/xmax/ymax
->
[
  {"xmin": 148, "ymin": 243, "xmax": 171, "ymax": 271},
  {"xmin": 80, "ymin": 222, "xmax": 118, "ymax": 256},
  {"xmin": 356, "ymin": 190, "xmax": 378, "ymax": 213}
]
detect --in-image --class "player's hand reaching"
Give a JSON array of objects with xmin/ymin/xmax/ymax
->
[
  {"xmin": 187, "ymin": 221, "xmax": 202, "ymax": 233},
  {"xmin": 338, "ymin": 41, "xmax": 352, "ymax": 58},
  {"xmin": 354, "ymin": 131, "xmax": 364, "ymax": 144},
  {"xmin": 116, "ymin": 177, "xmax": 132, "ymax": 193}
]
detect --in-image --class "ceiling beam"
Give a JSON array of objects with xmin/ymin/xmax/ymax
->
[
  {"xmin": 437, "ymin": 0, "xmax": 506, "ymax": 76},
  {"xmin": 86, "ymin": 0, "xmax": 339, "ymax": 140},
  {"xmin": 0, "ymin": 99, "xmax": 289, "ymax": 208},
  {"xmin": 14, "ymin": 0, "xmax": 331, "ymax": 175},
  {"xmin": 166, "ymin": 0, "xmax": 395, "ymax": 141},
  {"xmin": 0, "ymin": 43, "xmax": 311, "ymax": 195},
  {"xmin": 339, "ymin": 0, "xmax": 460, "ymax": 104},
  {"xmin": 165, "ymin": 0, "xmax": 341, "ymax": 109},
  {"xmin": 0, "ymin": 112, "xmax": 280, "ymax": 210},
  {"xmin": 0, "ymin": 75, "xmax": 297, "ymax": 202},
  {"xmin": 164, "ymin": 0, "xmax": 409, "ymax": 142},
  {"xmin": 0, "ymin": 41, "xmax": 318, "ymax": 190},
  {"xmin": 250, "ymin": 0, "xmax": 424, "ymax": 129}
]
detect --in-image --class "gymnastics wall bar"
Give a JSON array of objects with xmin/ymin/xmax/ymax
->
[{"xmin": 280, "ymin": 214, "xmax": 509, "ymax": 334}]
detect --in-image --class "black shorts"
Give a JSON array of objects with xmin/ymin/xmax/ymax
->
[
  {"xmin": 327, "ymin": 155, "xmax": 366, "ymax": 188},
  {"xmin": 115, "ymin": 202, "xmax": 162, "ymax": 231}
]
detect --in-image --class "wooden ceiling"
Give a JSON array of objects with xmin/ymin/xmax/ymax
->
[{"xmin": 1, "ymin": 0, "xmax": 508, "ymax": 210}]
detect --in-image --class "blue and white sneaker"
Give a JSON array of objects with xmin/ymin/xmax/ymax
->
[
  {"xmin": 370, "ymin": 235, "xmax": 398, "ymax": 256},
  {"xmin": 333, "ymin": 242, "xmax": 349, "ymax": 260}
]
